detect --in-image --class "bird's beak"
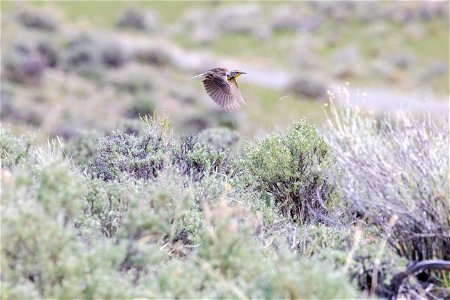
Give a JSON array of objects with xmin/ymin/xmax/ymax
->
[{"xmin": 240, "ymin": 71, "xmax": 247, "ymax": 75}]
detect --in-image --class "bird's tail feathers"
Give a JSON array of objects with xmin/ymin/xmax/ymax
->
[{"xmin": 192, "ymin": 73, "xmax": 206, "ymax": 79}]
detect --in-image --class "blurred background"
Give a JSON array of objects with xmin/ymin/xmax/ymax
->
[{"xmin": 1, "ymin": 1, "xmax": 449, "ymax": 140}]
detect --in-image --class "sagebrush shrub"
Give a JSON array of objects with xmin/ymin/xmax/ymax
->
[
  {"xmin": 117, "ymin": 174, "xmax": 197, "ymax": 243},
  {"xmin": 3, "ymin": 46, "xmax": 46, "ymax": 85},
  {"xmin": 80, "ymin": 179, "xmax": 130, "ymax": 237},
  {"xmin": 1, "ymin": 124, "xmax": 360, "ymax": 299},
  {"xmin": 288, "ymin": 75, "xmax": 328, "ymax": 99},
  {"xmin": 101, "ymin": 42, "xmax": 127, "ymax": 68},
  {"xmin": 36, "ymin": 39, "xmax": 59, "ymax": 68},
  {"xmin": 64, "ymin": 33, "xmax": 120, "ymax": 77},
  {"xmin": 195, "ymin": 199, "xmax": 357, "ymax": 299},
  {"xmin": 326, "ymin": 104, "xmax": 449, "ymax": 262},
  {"xmin": 2, "ymin": 151, "xmax": 88, "ymax": 298},
  {"xmin": 89, "ymin": 127, "xmax": 169, "ymax": 181},
  {"xmin": 172, "ymin": 135, "xmax": 231, "ymax": 181},
  {"xmin": 197, "ymin": 127, "xmax": 240, "ymax": 150},
  {"xmin": 63, "ymin": 130, "xmax": 103, "ymax": 168},
  {"xmin": 15, "ymin": 9, "xmax": 58, "ymax": 31},
  {"xmin": 0, "ymin": 128, "xmax": 33, "ymax": 169},
  {"xmin": 241, "ymin": 120, "xmax": 338, "ymax": 224},
  {"xmin": 115, "ymin": 7, "xmax": 158, "ymax": 32},
  {"xmin": 325, "ymin": 101, "xmax": 449, "ymax": 298}
]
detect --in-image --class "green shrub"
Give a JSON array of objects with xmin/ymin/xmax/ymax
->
[
  {"xmin": 172, "ymin": 135, "xmax": 231, "ymax": 181},
  {"xmin": 80, "ymin": 179, "xmax": 130, "ymax": 238},
  {"xmin": 89, "ymin": 120, "xmax": 170, "ymax": 181},
  {"xmin": 135, "ymin": 46, "xmax": 170, "ymax": 67},
  {"xmin": 108, "ymin": 67, "xmax": 153, "ymax": 94},
  {"xmin": 2, "ymin": 36, "xmax": 61, "ymax": 85},
  {"xmin": 0, "ymin": 128, "xmax": 33, "ymax": 169},
  {"xmin": 241, "ymin": 120, "xmax": 338, "ymax": 224},
  {"xmin": 2, "ymin": 149, "xmax": 89, "ymax": 298},
  {"xmin": 36, "ymin": 39, "xmax": 59, "ymax": 68},
  {"xmin": 288, "ymin": 75, "xmax": 328, "ymax": 100},
  {"xmin": 63, "ymin": 130, "xmax": 103, "ymax": 168},
  {"xmin": 101, "ymin": 42, "xmax": 127, "ymax": 68},
  {"xmin": 1, "ymin": 124, "xmax": 361, "ymax": 299},
  {"xmin": 117, "ymin": 174, "xmax": 197, "ymax": 243},
  {"xmin": 294, "ymin": 224, "xmax": 351, "ymax": 256},
  {"xmin": 1, "ymin": 192, "xmax": 136, "ymax": 299},
  {"xmin": 194, "ymin": 200, "xmax": 358, "ymax": 299}
]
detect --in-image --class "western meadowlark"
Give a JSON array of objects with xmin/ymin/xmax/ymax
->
[{"xmin": 193, "ymin": 68, "xmax": 246, "ymax": 111}]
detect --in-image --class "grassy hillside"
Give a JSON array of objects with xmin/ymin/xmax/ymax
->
[{"xmin": 1, "ymin": 1, "xmax": 448, "ymax": 141}]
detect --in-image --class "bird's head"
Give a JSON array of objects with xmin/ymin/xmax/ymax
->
[{"xmin": 227, "ymin": 70, "xmax": 246, "ymax": 80}]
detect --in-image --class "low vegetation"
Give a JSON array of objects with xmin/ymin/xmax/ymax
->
[{"xmin": 2, "ymin": 103, "xmax": 448, "ymax": 299}]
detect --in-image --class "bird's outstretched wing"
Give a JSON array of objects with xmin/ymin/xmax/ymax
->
[{"xmin": 202, "ymin": 75, "xmax": 243, "ymax": 111}]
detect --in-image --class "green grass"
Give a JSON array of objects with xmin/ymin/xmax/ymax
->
[
  {"xmin": 243, "ymin": 84, "xmax": 326, "ymax": 135},
  {"xmin": 1, "ymin": 0, "xmax": 208, "ymax": 27},
  {"xmin": 173, "ymin": 31, "xmax": 295, "ymax": 68},
  {"xmin": 314, "ymin": 18, "xmax": 449, "ymax": 92}
]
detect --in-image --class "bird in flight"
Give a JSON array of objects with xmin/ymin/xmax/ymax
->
[{"xmin": 193, "ymin": 68, "xmax": 246, "ymax": 111}]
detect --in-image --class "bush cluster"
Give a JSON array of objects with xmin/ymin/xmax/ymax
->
[
  {"xmin": 88, "ymin": 118, "xmax": 236, "ymax": 183},
  {"xmin": 0, "ymin": 128, "xmax": 33, "ymax": 169},
  {"xmin": 1, "ymin": 117, "xmax": 359, "ymax": 299},
  {"xmin": 116, "ymin": 7, "xmax": 159, "ymax": 33},
  {"xmin": 172, "ymin": 134, "xmax": 232, "ymax": 181},
  {"xmin": 2, "ymin": 110, "xmax": 448, "ymax": 299},
  {"xmin": 15, "ymin": 9, "xmax": 58, "ymax": 32},
  {"xmin": 325, "ymin": 103, "xmax": 450, "ymax": 298},
  {"xmin": 3, "ymin": 43, "xmax": 46, "ymax": 85},
  {"xmin": 89, "ymin": 128, "xmax": 169, "ymax": 181},
  {"xmin": 63, "ymin": 34, "xmax": 115, "ymax": 76},
  {"xmin": 326, "ymin": 106, "xmax": 449, "ymax": 260},
  {"xmin": 240, "ymin": 120, "xmax": 339, "ymax": 225}
]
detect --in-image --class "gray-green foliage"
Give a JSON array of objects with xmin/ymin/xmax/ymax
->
[
  {"xmin": 63, "ymin": 129, "xmax": 103, "ymax": 167},
  {"xmin": 15, "ymin": 8, "xmax": 58, "ymax": 32},
  {"xmin": 1, "ymin": 141, "xmax": 357, "ymax": 299},
  {"xmin": 0, "ymin": 128, "xmax": 33, "ymax": 169},
  {"xmin": 325, "ymin": 103, "xmax": 450, "ymax": 298},
  {"xmin": 240, "ymin": 120, "xmax": 339, "ymax": 224},
  {"xmin": 193, "ymin": 200, "xmax": 357, "ymax": 299},
  {"xmin": 325, "ymin": 105, "xmax": 449, "ymax": 262},
  {"xmin": 2, "ymin": 150, "xmax": 90, "ymax": 298},
  {"xmin": 88, "ymin": 123, "xmax": 170, "ymax": 181},
  {"xmin": 64, "ymin": 33, "xmax": 126, "ymax": 77},
  {"xmin": 1, "ymin": 117, "xmax": 361, "ymax": 298},
  {"xmin": 197, "ymin": 127, "xmax": 240, "ymax": 150},
  {"xmin": 173, "ymin": 135, "xmax": 231, "ymax": 181},
  {"xmin": 87, "ymin": 119, "xmax": 234, "ymax": 182},
  {"xmin": 3, "ymin": 44, "xmax": 46, "ymax": 85}
]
